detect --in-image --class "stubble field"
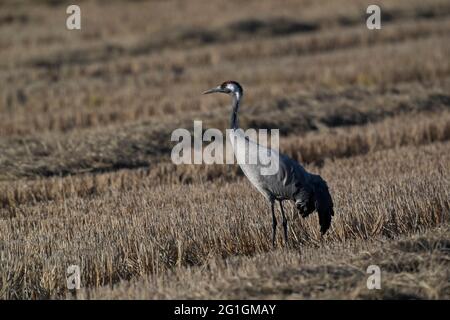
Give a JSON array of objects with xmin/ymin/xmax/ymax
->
[{"xmin": 0, "ymin": 0, "xmax": 449, "ymax": 299}]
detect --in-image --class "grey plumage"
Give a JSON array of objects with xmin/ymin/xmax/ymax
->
[{"xmin": 203, "ymin": 81, "xmax": 334, "ymax": 246}]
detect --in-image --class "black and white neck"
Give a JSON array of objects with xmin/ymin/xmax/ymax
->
[
  {"xmin": 222, "ymin": 81, "xmax": 243, "ymax": 130},
  {"xmin": 230, "ymin": 91, "xmax": 242, "ymax": 130},
  {"xmin": 202, "ymin": 80, "xmax": 243, "ymax": 130}
]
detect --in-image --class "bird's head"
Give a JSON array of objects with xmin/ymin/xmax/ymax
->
[{"xmin": 203, "ymin": 81, "xmax": 243, "ymax": 98}]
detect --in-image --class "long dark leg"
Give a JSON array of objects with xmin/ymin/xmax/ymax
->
[
  {"xmin": 279, "ymin": 200, "xmax": 288, "ymax": 245},
  {"xmin": 271, "ymin": 200, "xmax": 277, "ymax": 247}
]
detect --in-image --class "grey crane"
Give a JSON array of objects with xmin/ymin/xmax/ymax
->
[{"xmin": 203, "ymin": 81, "xmax": 334, "ymax": 246}]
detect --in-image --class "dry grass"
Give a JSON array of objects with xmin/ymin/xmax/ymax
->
[
  {"xmin": 0, "ymin": 0, "xmax": 449, "ymax": 299},
  {"xmin": 77, "ymin": 225, "xmax": 450, "ymax": 299},
  {"xmin": 1, "ymin": 110, "xmax": 449, "ymax": 208},
  {"xmin": 1, "ymin": 141, "xmax": 448, "ymax": 299}
]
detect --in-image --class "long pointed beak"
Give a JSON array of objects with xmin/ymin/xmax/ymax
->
[{"xmin": 202, "ymin": 86, "xmax": 223, "ymax": 95}]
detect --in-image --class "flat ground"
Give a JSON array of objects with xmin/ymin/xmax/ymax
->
[{"xmin": 0, "ymin": 0, "xmax": 449, "ymax": 299}]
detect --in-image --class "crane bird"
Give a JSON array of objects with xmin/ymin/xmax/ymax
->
[{"xmin": 203, "ymin": 81, "xmax": 334, "ymax": 246}]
